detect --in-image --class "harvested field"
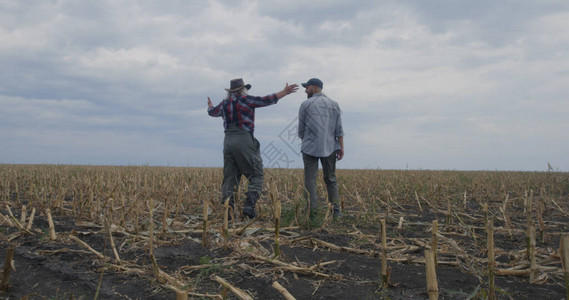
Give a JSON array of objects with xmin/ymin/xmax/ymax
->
[{"xmin": 1, "ymin": 165, "xmax": 569, "ymax": 299}]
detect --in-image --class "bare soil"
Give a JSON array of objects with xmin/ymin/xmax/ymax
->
[{"xmin": 1, "ymin": 203, "xmax": 567, "ymax": 300}]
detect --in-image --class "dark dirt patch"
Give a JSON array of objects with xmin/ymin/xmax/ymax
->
[{"xmin": 1, "ymin": 208, "xmax": 567, "ymax": 300}]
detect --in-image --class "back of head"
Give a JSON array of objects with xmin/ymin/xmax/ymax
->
[{"xmin": 301, "ymin": 78, "xmax": 323, "ymax": 90}]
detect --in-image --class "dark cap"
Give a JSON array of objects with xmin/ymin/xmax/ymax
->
[
  {"xmin": 301, "ymin": 78, "xmax": 323, "ymax": 89},
  {"xmin": 225, "ymin": 78, "xmax": 252, "ymax": 92}
]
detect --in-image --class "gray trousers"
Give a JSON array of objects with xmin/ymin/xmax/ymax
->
[
  {"xmin": 221, "ymin": 125, "xmax": 264, "ymax": 201},
  {"xmin": 302, "ymin": 152, "xmax": 339, "ymax": 211}
]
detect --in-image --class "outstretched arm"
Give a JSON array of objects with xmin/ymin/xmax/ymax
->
[
  {"xmin": 275, "ymin": 83, "xmax": 299, "ymax": 99},
  {"xmin": 244, "ymin": 83, "xmax": 299, "ymax": 108},
  {"xmin": 207, "ymin": 97, "xmax": 223, "ymax": 117}
]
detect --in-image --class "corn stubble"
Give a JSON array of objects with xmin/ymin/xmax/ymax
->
[{"xmin": 1, "ymin": 165, "xmax": 568, "ymax": 298}]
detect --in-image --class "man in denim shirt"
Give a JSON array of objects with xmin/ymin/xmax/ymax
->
[{"xmin": 298, "ymin": 78, "xmax": 344, "ymax": 218}]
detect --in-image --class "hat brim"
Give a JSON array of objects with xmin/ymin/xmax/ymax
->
[{"xmin": 225, "ymin": 84, "xmax": 251, "ymax": 92}]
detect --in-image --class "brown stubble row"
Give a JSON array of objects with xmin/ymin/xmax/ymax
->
[{"xmin": 1, "ymin": 164, "xmax": 569, "ymax": 298}]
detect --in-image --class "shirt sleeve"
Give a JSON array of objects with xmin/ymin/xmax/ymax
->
[
  {"xmin": 298, "ymin": 103, "xmax": 305, "ymax": 139},
  {"xmin": 334, "ymin": 108, "xmax": 344, "ymax": 137},
  {"xmin": 244, "ymin": 94, "xmax": 279, "ymax": 108},
  {"xmin": 208, "ymin": 101, "xmax": 223, "ymax": 117}
]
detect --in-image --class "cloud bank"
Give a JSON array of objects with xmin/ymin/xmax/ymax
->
[{"xmin": 1, "ymin": 0, "xmax": 568, "ymax": 171}]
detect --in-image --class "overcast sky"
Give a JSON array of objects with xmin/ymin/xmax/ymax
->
[{"xmin": 1, "ymin": 0, "xmax": 568, "ymax": 171}]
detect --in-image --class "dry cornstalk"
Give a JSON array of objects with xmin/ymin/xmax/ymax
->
[
  {"xmin": 482, "ymin": 203, "xmax": 488, "ymax": 232},
  {"xmin": 385, "ymin": 189, "xmax": 392, "ymax": 217},
  {"xmin": 415, "ymin": 191, "xmax": 423, "ymax": 212},
  {"xmin": 105, "ymin": 217, "xmax": 121, "ymax": 264},
  {"xmin": 134, "ymin": 195, "xmax": 140, "ymax": 234},
  {"xmin": 500, "ymin": 193, "xmax": 513, "ymax": 238},
  {"xmin": 20, "ymin": 205, "xmax": 26, "ymax": 224},
  {"xmin": 529, "ymin": 224, "xmax": 537, "ymax": 282},
  {"xmin": 272, "ymin": 281, "xmax": 295, "ymax": 300},
  {"xmin": 264, "ymin": 226, "xmax": 300, "ymax": 232},
  {"xmin": 446, "ymin": 197, "xmax": 451, "ymax": 228},
  {"xmin": 69, "ymin": 234, "xmax": 105, "ymax": 260},
  {"xmin": 248, "ymin": 253, "xmax": 335, "ymax": 279},
  {"xmin": 323, "ymin": 202, "xmax": 332, "ymax": 226},
  {"xmin": 5, "ymin": 204, "xmax": 34, "ymax": 235},
  {"xmin": 235, "ymin": 214, "xmax": 262, "ymax": 236},
  {"xmin": 274, "ymin": 194, "xmax": 281, "ymax": 258},
  {"xmin": 0, "ymin": 247, "xmax": 15, "ymax": 292},
  {"xmin": 525, "ymin": 190, "xmax": 533, "ymax": 258},
  {"xmin": 309, "ymin": 237, "xmax": 375, "ymax": 256},
  {"xmin": 176, "ymin": 290, "xmax": 188, "ymax": 300},
  {"xmin": 431, "ymin": 220, "xmax": 438, "ymax": 267},
  {"xmin": 380, "ymin": 219, "xmax": 389, "ymax": 286},
  {"xmin": 46, "ymin": 208, "xmax": 57, "ymax": 240},
  {"xmin": 496, "ymin": 268, "xmax": 532, "ymax": 276},
  {"xmin": 161, "ymin": 196, "xmax": 168, "ymax": 234},
  {"xmin": 495, "ymin": 265, "xmax": 559, "ymax": 276},
  {"xmin": 435, "ymin": 232, "xmax": 483, "ymax": 282},
  {"xmin": 355, "ymin": 191, "xmax": 369, "ymax": 212},
  {"xmin": 180, "ymin": 260, "xmax": 239, "ymax": 273},
  {"xmin": 424, "ymin": 250, "xmax": 439, "ymax": 300},
  {"xmin": 151, "ymin": 254, "xmax": 184, "ymax": 287},
  {"xmin": 551, "ymin": 197, "xmax": 569, "ymax": 216},
  {"xmin": 397, "ymin": 216, "xmax": 404, "ymax": 229},
  {"xmin": 536, "ymin": 198, "xmax": 546, "ymax": 242},
  {"xmin": 223, "ymin": 197, "xmax": 230, "ymax": 249},
  {"xmin": 26, "ymin": 207, "xmax": 36, "ymax": 231},
  {"xmin": 213, "ymin": 275, "xmax": 253, "ymax": 300},
  {"xmin": 223, "ymin": 197, "xmax": 229, "ymax": 231},
  {"xmin": 487, "ymin": 219, "xmax": 496, "ymax": 300},
  {"xmin": 149, "ymin": 198, "xmax": 154, "ymax": 257},
  {"xmin": 0, "ymin": 213, "xmax": 13, "ymax": 226},
  {"xmin": 289, "ymin": 235, "xmax": 312, "ymax": 244},
  {"xmin": 559, "ymin": 235, "xmax": 569, "ymax": 299},
  {"xmin": 185, "ymin": 291, "xmax": 222, "ymax": 300},
  {"xmin": 174, "ymin": 228, "xmax": 207, "ymax": 234},
  {"xmin": 523, "ymin": 190, "xmax": 528, "ymax": 214},
  {"xmin": 109, "ymin": 264, "xmax": 147, "ymax": 276},
  {"xmin": 202, "ymin": 199, "xmax": 209, "ymax": 248}
]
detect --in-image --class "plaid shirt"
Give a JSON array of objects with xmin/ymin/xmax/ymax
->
[{"xmin": 208, "ymin": 93, "xmax": 279, "ymax": 133}]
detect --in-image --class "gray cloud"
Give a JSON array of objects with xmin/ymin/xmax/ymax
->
[{"xmin": 1, "ymin": 0, "xmax": 567, "ymax": 171}]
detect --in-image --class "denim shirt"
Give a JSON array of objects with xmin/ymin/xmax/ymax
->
[{"xmin": 298, "ymin": 93, "xmax": 344, "ymax": 157}]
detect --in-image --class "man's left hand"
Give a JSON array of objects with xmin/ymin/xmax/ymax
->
[{"xmin": 284, "ymin": 83, "xmax": 299, "ymax": 95}]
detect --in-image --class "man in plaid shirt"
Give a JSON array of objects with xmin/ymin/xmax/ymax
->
[{"xmin": 208, "ymin": 78, "xmax": 298, "ymax": 219}]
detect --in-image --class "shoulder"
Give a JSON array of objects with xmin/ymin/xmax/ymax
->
[
  {"xmin": 320, "ymin": 94, "xmax": 335, "ymax": 102},
  {"xmin": 325, "ymin": 95, "xmax": 340, "ymax": 108},
  {"xmin": 239, "ymin": 95, "xmax": 257, "ymax": 104},
  {"xmin": 318, "ymin": 94, "xmax": 338, "ymax": 107},
  {"xmin": 299, "ymin": 98, "xmax": 313, "ymax": 108}
]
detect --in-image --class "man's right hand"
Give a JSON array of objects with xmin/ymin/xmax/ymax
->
[
  {"xmin": 207, "ymin": 97, "xmax": 213, "ymax": 107},
  {"xmin": 336, "ymin": 149, "xmax": 344, "ymax": 161}
]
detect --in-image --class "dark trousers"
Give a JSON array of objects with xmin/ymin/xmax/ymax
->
[
  {"xmin": 221, "ymin": 125, "xmax": 264, "ymax": 202},
  {"xmin": 302, "ymin": 152, "xmax": 339, "ymax": 211}
]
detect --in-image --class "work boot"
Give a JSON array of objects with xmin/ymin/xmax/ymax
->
[
  {"xmin": 309, "ymin": 209, "xmax": 318, "ymax": 221},
  {"xmin": 243, "ymin": 191, "xmax": 259, "ymax": 219},
  {"xmin": 332, "ymin": 203, "xmax": 342, "ymax": 219}
]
